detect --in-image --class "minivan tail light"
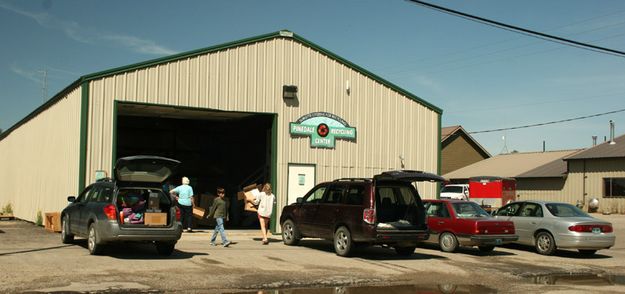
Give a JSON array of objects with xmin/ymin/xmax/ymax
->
[
  {"xmin": 175, "ymin": 206, "xmax": 181, "ymax": 221},
  {"xmin": 363, "ymin": 208, "xmax": 376, "ymax": 224},
  {"xmin": 103, "ymin": 204, "xmax": 117, "ymax": 220}
]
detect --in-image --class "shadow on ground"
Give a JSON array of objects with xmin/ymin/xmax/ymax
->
[{"xmin": 73, "ymin": 239, "xmax": 208, "ymax": 259}]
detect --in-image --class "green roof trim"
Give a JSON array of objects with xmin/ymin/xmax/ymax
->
[
  {"xmin": 1, "ymin": 30, "xmax": 442, "ymax": 142},
  {"xmin": 81, "ymin": 30, "xmax": 441, "ymax": 114}
]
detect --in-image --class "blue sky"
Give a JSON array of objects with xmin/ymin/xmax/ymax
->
[{"xmin": 1, "ymin": 0, "xmax": 624, "ymax": 155}]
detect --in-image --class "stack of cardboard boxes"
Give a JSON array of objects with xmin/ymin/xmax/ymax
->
[{"xmin": 144, "ymin": 192, "xmax": 167, "ymax": 226}]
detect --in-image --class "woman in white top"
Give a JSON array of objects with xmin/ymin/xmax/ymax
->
[{"xmin": 253, "ymin": 183, "xmax": 275, "ymax": 245}]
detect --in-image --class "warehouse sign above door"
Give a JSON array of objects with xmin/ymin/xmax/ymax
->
[{"xmin": 290, "ymin": 112, "xmax": 356, "ymax": 148}]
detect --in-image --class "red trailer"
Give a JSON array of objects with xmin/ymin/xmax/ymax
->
[{"xmin": 469, "ymin": 176, "xmax": 516, "ymax": 209}]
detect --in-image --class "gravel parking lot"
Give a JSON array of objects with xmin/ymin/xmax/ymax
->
[{"xmin": 1, "ymin": 213, "xmax": 625, "ymax": 293}]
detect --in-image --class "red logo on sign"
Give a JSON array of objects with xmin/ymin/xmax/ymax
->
[{"xmin": 317, "ymin": 123, "xmax": 329, "ymax": 137}]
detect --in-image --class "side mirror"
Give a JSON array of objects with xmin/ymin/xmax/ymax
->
[
  {"xmin": 67, "ymin": 196, "xmax": 76, "ymax": 203},
  {"xmin": 296, "ymin": 197, "xmax": 303, "ymax": 204}
]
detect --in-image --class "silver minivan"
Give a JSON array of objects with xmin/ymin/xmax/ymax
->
[{"xmin": 61, "ymin": 155, "xmax": 183, "ymax": 255}]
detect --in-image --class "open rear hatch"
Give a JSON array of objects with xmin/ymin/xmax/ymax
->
[
  {"xmin": 114, "ymin": 156, "xmax": 181, "ymax": 227},
  {"xmin": 374, "ymin": 170, "xmax": 445, "ymax": 231},
  {"xmin": 115, "ymin": 155, "xmax": 180, "ymax": 184},
  {"xmin": 373, "ymin": 170, "xmax": 446, "ymax": 183}
]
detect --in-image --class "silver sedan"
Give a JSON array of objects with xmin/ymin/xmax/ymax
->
[{"xmin": 493, "ymin": 200, "xmax": 615, "ymax": 255}]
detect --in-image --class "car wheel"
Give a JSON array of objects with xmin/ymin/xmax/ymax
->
[
  {"xmin": 281, "ymin": 220, "xmax": 300, "ymax": 246},
  {"xmin": 478, "ymin": 245, "xmax": 495, "ymax": 253},
  {"xmin": 578, "ymin": 249, "xmax": 597, "ymax": 256},
  {"xmin": 439, "ymin": 232, "xmax": 458, "ymax": 252},
  {"xmin": 88, "ymin": 224, "xmax": 103, "ymax": 255},
  {"xmin": 155, "ymin": 242, "xmax": 176, "ymax": 256},
  {"xmin": 61, "ymin": 215, "xmax": 74, "ymax": 244},
  {"xmin": 334, "ymin": 226, "xmax": 353, "ymax": 257},
  {"xmin": 535, "ymin": 231, "xmax": 556, "ymax": 255},
  {"xmin": 395, "ymin": 246, "xmax": 416, "ymax": 256}
]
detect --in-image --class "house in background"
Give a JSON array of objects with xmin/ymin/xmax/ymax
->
[
  {"xmin": 443, "ymin": 132, "xmax": 625, "ymax": 213},
  {"xmin": 561, "ymin": 133, "xmax": 625, "ymax": 213},
  {"xmin": 441, "ymin": 125, "xmax": 490, "ymax": 175},
  {"xmin": 443, "ymin": 149, "xmax": 580, "ymax": 184},
  {"xmin": 442, "ymin": 149, "xmax": 581, "ymax": 204}
]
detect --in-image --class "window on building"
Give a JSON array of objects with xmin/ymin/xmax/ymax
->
[{"xmin": 604, "ymin": 178, "xmax": 625, "ymax": 197}]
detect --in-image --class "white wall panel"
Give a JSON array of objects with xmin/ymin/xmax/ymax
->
[{"xmin": 0, "ymin": 88, "xmax": 82, "ymax": 222}]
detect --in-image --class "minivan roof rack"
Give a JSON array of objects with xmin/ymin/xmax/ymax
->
[{"xmin": 333, "ymin": 178, "xmax": 372, "ymax": 182}]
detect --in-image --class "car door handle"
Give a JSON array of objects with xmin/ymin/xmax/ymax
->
[
  {"xmin": 438, "ymin": 221, "xmax": 445, "ymax": 225},
  {"xmin": 530, "ymin": 222, "xmax": 536, "ymax": 225}
]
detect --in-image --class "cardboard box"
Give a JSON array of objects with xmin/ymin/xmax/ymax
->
[
  {"xmin": 144, "ymin": 212, "xmax": 167, "ymax": 226},
  {"xmin": 238, "ymin": 183, "xmax": 260, "ymax": 201},
  {"xmin": 244, "ymin": 201, "xmax": 258, "ymax": 212},
  {"xmin": 245, "ymin": 189, "xmax": 261, "ymax": 203},
  {"xmin": 196, "ymin": 194, "xmax": 216, "ymax": 226},
  {"xmin": 44, "ymin": 212, "xmax": 61, "ymax": 232},
  {"xmin": 192, "ymin": 206, "xmax": 205, "ymax": 219}
]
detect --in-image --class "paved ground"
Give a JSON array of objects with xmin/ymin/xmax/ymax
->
[{"xmin": 1, "ymin": 213, "xmax": 625, "ymax": 293}]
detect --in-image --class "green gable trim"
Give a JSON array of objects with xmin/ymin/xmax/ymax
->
[
  {"xmin": 291, "ymin": 33, "xmax": 442, "ymax": 114},
  {"xmin": 78, "ymin": 82, "xmax": 90, "ymax": 193},
  {"xmin": 0, "ymin": 80, "xmax": 82, "ymax": 141},
  {"xmin": 1, "ymin": 30, "xmax": 442, "ymax": 145},
  {"xmin": 82, "ymin": 31, "xmax": 281, "ymax": 82},
  {"xmin": 81, "ymin": 30, "xmax": 441, "ymax": 114}
]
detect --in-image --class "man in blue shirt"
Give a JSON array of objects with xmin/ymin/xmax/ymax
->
[{"xmin": 170, "ymin": 177, "xmax": 194, "ymax": 232}]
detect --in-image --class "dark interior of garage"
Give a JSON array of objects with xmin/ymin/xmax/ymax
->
[{"xmin": 115, "ymin": 104, "xmax": 273, "ymax": 228}]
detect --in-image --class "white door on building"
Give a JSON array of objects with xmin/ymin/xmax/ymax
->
[{"xmin": 287, "ymin": 164, "xmax": 316, "ymax": 205}]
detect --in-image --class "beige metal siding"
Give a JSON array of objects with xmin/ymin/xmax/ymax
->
[
  {"xmin": 568, "ymin": 159, "xmax": 625, "ymax": 213},
  {"xmin": 518, "ymin": 159, "xmax": 625, "ymax": 213},
  {"xmin": 0, "ymin": 87, "xmax": 82, "ymax": 222},
  {"xmin": 517, "ymin": 178, "xmax": 566, "ymax": 201},
  {"xmin": 85, "ymin": 38, "xmax": 439, "ymax": 221}
]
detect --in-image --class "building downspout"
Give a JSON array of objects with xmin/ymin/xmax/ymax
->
[{"xmin": 582, "ymin": 159, "xmax": 587, "ymax": 207}]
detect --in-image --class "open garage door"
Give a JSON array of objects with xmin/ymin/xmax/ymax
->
[{"xmin": 115, "ymin": 103, "xmax": 274, "ymax": 228}]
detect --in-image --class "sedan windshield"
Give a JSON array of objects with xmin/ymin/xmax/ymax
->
[
  {"xmin": 545, "ymin": 203, "xmax": 590, "ymax": 217},
  {"xmin": 452, "ymin": 202, "xmax": 490, "ymax": 218}
]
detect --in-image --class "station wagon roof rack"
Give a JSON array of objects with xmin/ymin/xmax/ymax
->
[{"xmin": 333, "ymin": 178, "xmax": 372, "ymax": 182}]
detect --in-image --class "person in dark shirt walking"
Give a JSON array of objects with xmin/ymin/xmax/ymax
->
[{"xmin": 208, "ymin": 187, "xmax": 231, "ymax": 247}]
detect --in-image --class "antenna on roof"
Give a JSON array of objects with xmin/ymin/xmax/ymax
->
[
  {"xmin": 37, "ymin": 68, "xmax": 48, "ymax": 104},
  {"xmin": 500, "ymin": 135, "xmax": 509, "ymax": 154}
]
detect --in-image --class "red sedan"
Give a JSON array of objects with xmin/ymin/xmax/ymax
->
[{"xmin": 423, "ymin": 199, "xmax": 518, "ymax": 252}]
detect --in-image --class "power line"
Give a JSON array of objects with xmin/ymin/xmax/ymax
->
[
  {"xmin": 469, "ymin": 108, "xmax": 625, "ymax": 134},
  {"xmin": 376, "ymin": 8, "xmax": 625, "ymax": 74},
  {"xmin": 406, "ymin": 0, "xmax": 625, "ymax": 58}
]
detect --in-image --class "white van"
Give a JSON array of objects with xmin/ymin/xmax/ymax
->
[{"xmin": 440, "ymin": 184, "xmax": 469, "ymax": 200}]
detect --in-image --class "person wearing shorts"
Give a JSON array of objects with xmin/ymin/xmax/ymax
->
[{"xmin": 253, "ymin": 183, "xmax": 275, "ymax": 245}]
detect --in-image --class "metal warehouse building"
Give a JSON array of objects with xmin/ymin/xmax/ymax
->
[{"xmin": 0, "ymin": 30, "xmax": 442, "ymax": 228}]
